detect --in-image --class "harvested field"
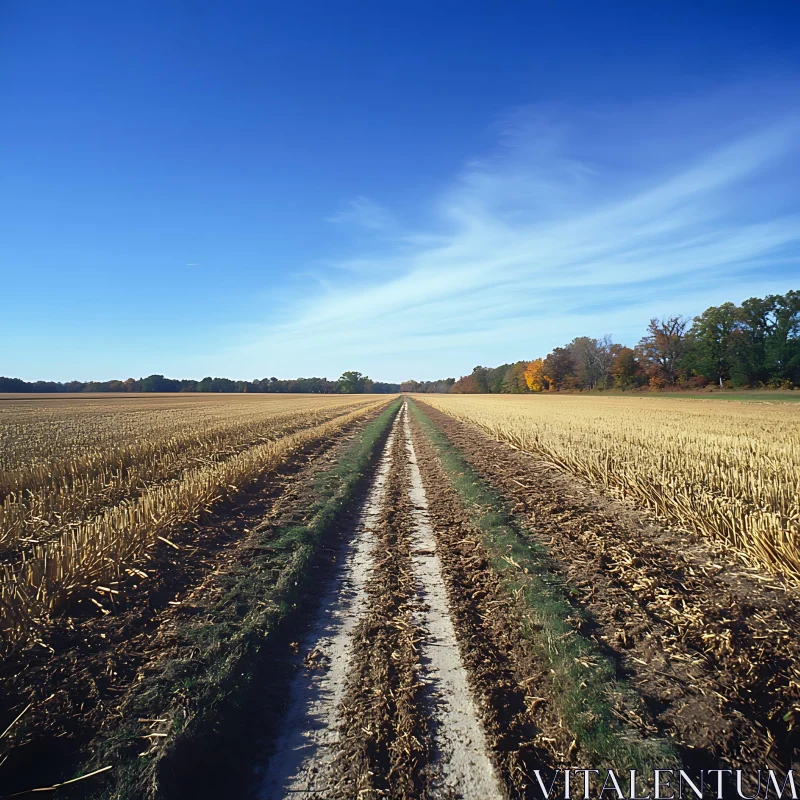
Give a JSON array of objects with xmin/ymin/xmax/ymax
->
[
  {"xmin": 0, "ymin": 394, "xmax": 384, "ymax": 647},
  {"xmin": 0, "ymin": 397, "xmax": 397, "ymax": 797},
  {"xmin": 2, "ymin": 393, "xmax": 798, "ymax": 798},
  {"xmin": 0, "ymin": 394, "xmax": 376, "ymax": 549},
  {"xmin": 417, "ymin": 393, "xmax": 800, "ymax": 581}
]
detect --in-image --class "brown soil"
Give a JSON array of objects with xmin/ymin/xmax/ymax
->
[
  {"xmin": 0, "ymin": 412, "xmax": 380, "ymax": 797},
  {"xmin": 408, "ymin": 410, "xmax": 570, "ymax": 797},
  {"xmin": 334, "ymin": 419, "xmax": 431, "ymax": 800},
  {"xmin": 413, "ymin": 399, "xmax": 800, "ymax": 773}
]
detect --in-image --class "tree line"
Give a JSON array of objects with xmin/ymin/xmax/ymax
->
[
  {"xmin": 402, "ymin": 290, "xmax": 800, "ymax": 393},
  {"xmin": 0, "ymin": 370, "xmax": 400, "ymax": 395}
]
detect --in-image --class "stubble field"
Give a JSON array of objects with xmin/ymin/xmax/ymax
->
[
  {"xmin": 1, "ymin": 392, "xmax": 799, "ymax": 799},
  {"xmin": 420, "ymin": 393, "xmax": 800, "ymax": 581},
  {"xmin": 0, "ymin": 394, "xmax": 385, "ymax": 645}
]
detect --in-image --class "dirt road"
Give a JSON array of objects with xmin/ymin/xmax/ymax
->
[{"xmin": 258, "ymin": 404, "xmax": 501, "ymax": 799}]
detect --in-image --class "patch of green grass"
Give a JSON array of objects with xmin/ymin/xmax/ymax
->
[
  {"xmin": 85, "ymin": 399, "xmax": 402, "ymax": 800},
  {"xmin": 408, "ymin": 399, "xmax": 679, "ymax": 772},
  {"xmin": 549, "ymin": 389, "xmax": 800, "ymax": 403},
  {"xmin": 667, "ymin": 390, "xmax": 800, "ymax": 403}
]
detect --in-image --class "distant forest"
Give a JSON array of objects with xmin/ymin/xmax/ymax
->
[
  {"xmin": 0, "ymin": 371, "xmax": 399, "ymax": 395},
  {"xmin": 402, "ymin": 290, "xmax": 800, "ymax": 393}
]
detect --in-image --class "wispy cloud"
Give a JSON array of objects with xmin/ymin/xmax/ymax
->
[
  {"xmin": 217, "ymin": 90, "xmax": 800, "ymax": 380},
  {"xmin": 325, "ymin": 195, "xmax": 396, "ymax": 231}
]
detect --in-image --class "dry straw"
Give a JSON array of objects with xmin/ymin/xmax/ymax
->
[
  {"xmin": 420, "ymin": 394, "xmax": 800, "ymax": 581},
  {"xmin": 1, "ymin": 397, "xmax": 371, "ymax": 550},
  {"xmin": 0, "ymin": 395, "xmax": 387, "ymax": 647}
]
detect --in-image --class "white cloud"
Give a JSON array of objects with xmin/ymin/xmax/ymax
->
[{"xmin": 212, "ymin": 97, "xmax": 800, "ymax": 381}]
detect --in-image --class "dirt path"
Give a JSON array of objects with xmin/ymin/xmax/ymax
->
[
  {"xmin": 257, "ymin": 403, "xmax": 502, "ymax": 799},
  {"xmin": 408, "ymin": 405, "xmax": 569, "ymax": 796},
  {"xmin": 258, "ymin": 413, "xmax": 401, "ymax": 798},
  {"xmin": 10, "ymin": 396, "xmax": 795, "ymax": 797}
]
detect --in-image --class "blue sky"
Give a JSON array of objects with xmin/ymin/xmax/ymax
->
[{"xmin": 2, "ymin": 2, "xmax": 799, "ymax": 382}]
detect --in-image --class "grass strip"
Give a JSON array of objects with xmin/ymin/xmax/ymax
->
[
  {"xmin": 84, "ymin": 398, "xmax": 402, "ymax": 800},
  {"xmin": 408, "ymin": 398, "xmax": 679, "ymax": 772}
]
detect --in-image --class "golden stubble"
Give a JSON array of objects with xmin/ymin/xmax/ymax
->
[
  {"xmin": 0, "ymin": 394, "xmax": 390, "ymax": 646},
  {"xmin": 418, "ymin": 394, "xmax": 800, "ymax": 582}
]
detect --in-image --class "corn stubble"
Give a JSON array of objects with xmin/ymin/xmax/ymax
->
[
  {"xmin": 418, "ymin": 394, "xmax": 800, "ymax": 581},
  {"xmin": 0, "ymin": 395, "xmax": 388, "ymax": 647},
  {"xmin": 1, "ymin": 398, "xmax": 373, "ymax": 549}
]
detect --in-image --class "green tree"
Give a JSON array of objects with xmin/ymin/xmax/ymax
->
[
  {"xmin": 338, "ymin": 371, "xmax": 368, "ymax": 393},
  {"xmin": 685, "ymin": 303, "xmax": 744, "ymax": 387},
  {"xmin": 739, "ymin": 295, "xmax": 776, "ymax": 385},
  {"xmin": 140, "ymin": 374, "xmax": 181, "ymax": 392},
  {"xmin": 502, "ymin": 361, "xmax": 530, "ymax": 393},
  {"xmin": 765, "ymin": 291, "xmax": 800, "ymax": 384},
  {"xmin": 471, "ymin": 366, "xmax": 489, "ymax": 393}
]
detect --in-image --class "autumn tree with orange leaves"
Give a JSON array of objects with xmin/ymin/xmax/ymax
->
[{"xmin": 524, "ymin": 358, "xmax": 548, "ymax": 392}]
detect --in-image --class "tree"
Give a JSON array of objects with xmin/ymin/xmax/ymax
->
[
  {"xmin": 739, "ymin": 295, "xmax": 777, "ymax": 385},
  {"xmin": 686, "ymin": 303, "xmax": 744, "ymax": 387},
  {"xmin": 372, "ymin": 381, "xmax": 401, "ymax": 393},
  {"xmin": 338, "ymin": 371, "xmax": 368, "ymax": 393},
  {"xmin": 487, "ymin": 364, "xmax": 509, "ymax": 393},
  {"xmin": 543, "ymin": 347, "xmax": 576, "ymax": 391},
  {"xmin": 471, "ymin": 366, "xmax": 489, "ymax": 393},
  {"xmin": 449, "ymin": 374, "xmax": 480, "ymax": 393},
  {"xmin": 765, "ymin": 291, "xmax": 800, "ymax": 385},
  {"xmin": 524, "ymin": 358, "xmax": 547, "ymax": 392},
  {"xmin": 637, "ymin": 316, "xmax": 687, "ymax": 386},
  {"xmin": 402, "ymin": 377, "xmax": 455, "ymax": 393},
  {"xmin": 0, "ymin": 377, "xmax": 32, "ymax": 392},
  {"xmin": 502, "ymin": 362, "xmax": 530, "ymax": 393},
  {"xmin": 612, "ymin": 347, "xmax": 643, "ymax": 390},
  {"xmin": 140, "ymin": 374, "xmax": 182, "ymax": 392},
  {"xmin": 568, "ymin": 336, "xmax": 615, "ymax": 390},
  {"xmin": 593, "ymin": 335, "xmax": 618, "ymax": 389},
  {"xmin": 435, "ymin": 378, "xmax": 456, "ymax": 392}
]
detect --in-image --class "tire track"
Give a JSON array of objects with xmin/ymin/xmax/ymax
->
[
  {"xmin": 408, "ymin": 403, "xmax": 566, "ymax": 796},
  {"xmin": 401, "ymin": 403, "xmax": 503, "ymax": 799},
  {"xmin": 335, "ymin": 409, "xmax": 431, "ymax": 799},
  {"xmin": 257, "ymin": 412, "xmax": 402, "ymax": 798},
  {"xmin": 412, "ymin": 397, "xmax": 800, "ymax": 775}
]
